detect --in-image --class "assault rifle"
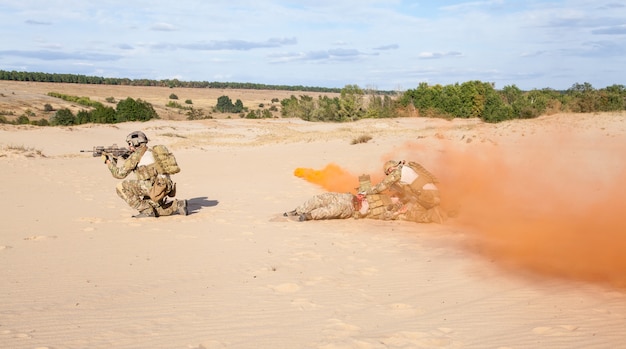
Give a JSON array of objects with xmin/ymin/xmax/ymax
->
[{"xmin": 80, "ymin": 144, "xmax": 131, "ymax": 162}]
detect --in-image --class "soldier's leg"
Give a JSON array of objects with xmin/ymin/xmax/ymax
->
[
  {"xmin": 309, "ymin": 200, "xmax": 354, "ymax": 220},
  {"xmin": 116, "ymin": 180, "xmax": 155, "ymax": 216},
  {"xmin": 398, "ymin": 203, "xmax": 431, "ymax": 223},
  {"xmin": 294, "ymin": 194, "xmax": 326, "ymax": 215},
  {"xmin": 154, "ymin": 198, "xmax": 188, "ymax": 216}
]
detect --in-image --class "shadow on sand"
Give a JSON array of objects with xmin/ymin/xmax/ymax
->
[{"xmin": 186, "ymin": 196, "xmax": 219, "ymax": 215}]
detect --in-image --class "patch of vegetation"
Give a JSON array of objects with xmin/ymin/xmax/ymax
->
[
  {"xmin": 351, "ymin": 135, "xmax": 373, "ymax": 144},
  {"xmin": 46, "ymin": 97, "xmax": 159, "ymax": 126},
  {"xmin": 160, "ymin": 132, "xmax": 187, "ymax": 138},
  {"xmin": 215, "ymin": 95, "xmax": 245, "ymax": 113},
  {"xmin": 186, "ymin": 108, "xmax": 212, "ymax": 120},
  {"xmin": 47, "ymin": 92, "xmax": 103, "ymax": 108},
  {"xmin": 1, "ymin": 145, "xmax": 46, "ymax": 158},
  {"xmin": 244, "ymin": 109, "xmax": 273, "ymax": 119}
]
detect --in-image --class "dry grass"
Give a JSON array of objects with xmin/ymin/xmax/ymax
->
[
  {"xmin": 0, "ymin": 144, "xmax": 46, "ymax": 158},
  {"xmin": 351, "ymin": 134, "xmax": 373, "ymax": 144},
  {"xmin": 0, "ymin": 80, "xmax": 340, "ymax": 122}
]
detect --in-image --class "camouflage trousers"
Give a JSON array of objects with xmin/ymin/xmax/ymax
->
[
  {"xmin": 395, "ymin": 202, "xmax": 446, "ymax": 224},
  {"xmin": 295, "ymin": 192, "xmax": 356, "ymax": 220},
  {"xmin": 115, "ymin": 179, "xmax": 178, "ymax": 216}
]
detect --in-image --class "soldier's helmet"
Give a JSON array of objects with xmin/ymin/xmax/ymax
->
[
  {"xmin": 383, "ymin": 160, "xmax": 400, "ymax": 175},
  {"xmin": 126, "ymin": 131, "xmax": 149, "ymax": 147}
]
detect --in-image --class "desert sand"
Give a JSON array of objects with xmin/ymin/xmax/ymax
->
[{"xmin": 1, "ymin": 100, "xmax": 625, "ymax": 348}]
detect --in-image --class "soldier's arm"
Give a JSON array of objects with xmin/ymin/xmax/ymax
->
[
  {"xmin": 107, "ymin": 151, "xmax": 140, "ymax": 179},
  {"xmin": 367, "ymin": 171, "xmax": 400, "ymax": 194}
]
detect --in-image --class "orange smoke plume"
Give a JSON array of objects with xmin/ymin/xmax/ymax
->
[
  {"xmin": 293, "ymin": 134, "xmax": 626, "ymax": 288},
  {"xmin": 434, "ymin": 136, "xmax": 626, "ymax": 288},
  {"xmin": 294, "ymin": 163, "xmax": 361, "ymax": 193}
]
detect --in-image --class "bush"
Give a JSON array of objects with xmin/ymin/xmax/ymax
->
[
  {"xmin": 16, "ymin": 115, "xmax": 30, "ymax": 124},
  {"xmin": 116, "ymin": 97, "xmax": 158, "ymax": 122},
  {"xmin": 169, "ymin": 93, "xmax": 178, "ymax": 100},
  {"xmin": 351, "ymin": 135, "xmax": 372, "ymax": 144},
  {"xmin": 43, "ymin": 103, "xmax": 54, "ymax": 112},
  {"xmin": 51, "ymin": 108, "xmax": 75, "ymax": 126}
]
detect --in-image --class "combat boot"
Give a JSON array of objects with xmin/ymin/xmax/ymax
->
[
  {"xmin": 283, "ymin": 210, "xmax": 297, "ymax": 217},
  {"xmin": 298, "ymin": 213, "xmax": 312, "ymax": 222},
  {"xmin": 168, "ymin": 183, "xmax": 176, "ymax": 197},
  {"xmin": 133, "ymin": 208, "xmax": 158, "ymax": 218},
  {"xmin": 177, "ymin": 199, "xmax": 188, "ymax": 216}
]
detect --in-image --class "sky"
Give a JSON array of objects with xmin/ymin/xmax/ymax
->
[{"xmin": 1, "ymin": 0, "xmax": 625, "ymax": 91}]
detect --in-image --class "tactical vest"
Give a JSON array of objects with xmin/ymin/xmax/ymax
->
[
  {"xmin": 133, "ymin": 146, "xmax": 158, "ymax": 180},
  {"xmin": 365, "ymin": 194, "xmax": 394, "ymax": 219},
  {"xmin": 358, "ymin": 174, "xmax": 395, "ymax": 219},
  {"xmin": 405, "ymin": 161, "xmax": 438, "ymax": 191}
]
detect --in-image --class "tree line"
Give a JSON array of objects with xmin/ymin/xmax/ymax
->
[
  {"xmin": 0, "ymin": 70, "xmax": 342, "ymax": 93},
  {"xmin": 1, "ymin": 70, "xmax": 625, "ymax": 124}
]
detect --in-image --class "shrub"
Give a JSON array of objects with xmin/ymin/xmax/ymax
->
[
  {"xmin": 351, "ymin": 135, "xmax": 372, "ymax": 144},
  {"xmin": 169, "ymin": 93, "xmax": 178, "ymax": 100}
]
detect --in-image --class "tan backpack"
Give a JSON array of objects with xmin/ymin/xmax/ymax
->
[{"xmin": 151, "ymin": 145, "xmax": 181, "ymax": 175}]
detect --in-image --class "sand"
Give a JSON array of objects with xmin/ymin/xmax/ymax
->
[{"xmin": 1, "ymin": 112, "xmax": 625, "ymax": 349}]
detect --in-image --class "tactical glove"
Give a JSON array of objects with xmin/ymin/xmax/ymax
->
[{"xmin": 101, "ymin": 154, "xmax": 109, "ymax": 164}]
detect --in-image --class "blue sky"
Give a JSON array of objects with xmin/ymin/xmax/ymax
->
[{"xmin": 1, "ymin": 0, "xmax": 624, "ymax": 91}]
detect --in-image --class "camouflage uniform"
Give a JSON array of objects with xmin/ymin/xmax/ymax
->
[
  {"xmin": 294, "ymin": 192, "xmax": 357, "ymax": 220},
  {"xmin": 365, "ymin": 161, "xmax": 446, "ymax": 223},
  {"xmin": 107, "ymin": 144, "xmax": 178, "ymax": 217},
  {"xmin": 355, "ymin": 175, "xmax": 404, "ymax": 220},
  {"xmin": 353, "ymin": 193, "xmax": 401, "ymax": 220}
]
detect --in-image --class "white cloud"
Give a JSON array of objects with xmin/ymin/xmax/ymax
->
[{"xmin": 0, "ymin": 0, "xmax": 624, "ymax": 90}]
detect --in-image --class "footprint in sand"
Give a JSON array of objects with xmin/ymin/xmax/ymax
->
[
  {"xmin": 76, "ymin": 217, "xmax": 104, "ymax": 224},
  {"xmin": 290, "ymin": 250, "xmax": 323, "ymax": 261},
  {"xmin": 0, "ymin": 245, "xmax": 12, "ymax": 251},
  {"xmin": 382, "ymin": 330, "xmax": 457, "ymax": 347},
  {"xmin": 195, "ymin": 340, "xmax": 228, "ymax": 349},
  {"xmin": 532, "ymin": 325, "xmax": 579, "ymax": 336},
  {"xmin": 322, "ymin": 318, "xmax": 362, "ymax": 338},
  {"xmin": 388, "ymin": 303, "xmax": 425, "ymax": 317},
  {"xmin": 291, "ymin": 298, "xmax": 319, "ymax": 310},
  {"xmin": 269, "ymin": 283, "xmax": 301, "ymax": 293}
]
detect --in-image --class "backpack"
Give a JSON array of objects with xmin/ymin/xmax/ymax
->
[{"xmin": 151, "ymin": 145, "xmax": 180, "ymax": 175}]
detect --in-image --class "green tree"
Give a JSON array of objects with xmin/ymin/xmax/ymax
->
[
  {"xmin": 92, "ymin": 105, "xmax": 117, "ymax": 123},
  {"xmin": 216, "ymin": 95, "xmax": 236, "ymax": 113},
  {"xmin": 338, "ymin": 84, "xmax": 364, "ymax": 121},
  {"xmin": 116, "ymin": 97, "xmax": 158, "ymax": 122},
  {"xmin": 280, "ymin": 95, "xmax": 300, "ymax": 118},
  {"xmin": 51, "ymin": 108, "xmax": 76, "ymax": 126},
  {"xmin": 314, "ymin": 95, "xmax": 340, "ymax": 121}
]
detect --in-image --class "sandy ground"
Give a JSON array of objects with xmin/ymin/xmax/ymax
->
[{"xmin": 1, "ymin": 111, "xmax": 625, "ymax": 349}]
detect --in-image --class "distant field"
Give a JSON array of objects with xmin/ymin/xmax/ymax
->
[{"xmin": 0, "ymin": 80, "xmax": 341, "ymax": 121}]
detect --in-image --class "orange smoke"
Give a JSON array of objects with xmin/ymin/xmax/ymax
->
[
  {"xmin": 294, "ymin": 135, "xmax": 626, "ymax": 288},
  {"xmin": 434, "ymin": 137, "xmax": 626, "ymax": 288},
  {"xmin": 294, "ymin": 163, "xmax": 362, "ymax": 193}
]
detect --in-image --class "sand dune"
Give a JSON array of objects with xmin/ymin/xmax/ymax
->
[{"xmin": 1, "ymin": 112, "xmax": 625, "ymax": 349}]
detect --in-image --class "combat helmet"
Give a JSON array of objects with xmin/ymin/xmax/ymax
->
[
  {"xmin": 383, "ymin": 160, "xmax": 401, "ymax": 175},
  {"xmin": 126, "ymin": 131, "xmax": 149, "ymax": 147}
]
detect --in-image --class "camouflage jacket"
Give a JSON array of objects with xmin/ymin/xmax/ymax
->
[{"xmin": 107, "ymin": 145, "xmax": 149, "ymax": 180}]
